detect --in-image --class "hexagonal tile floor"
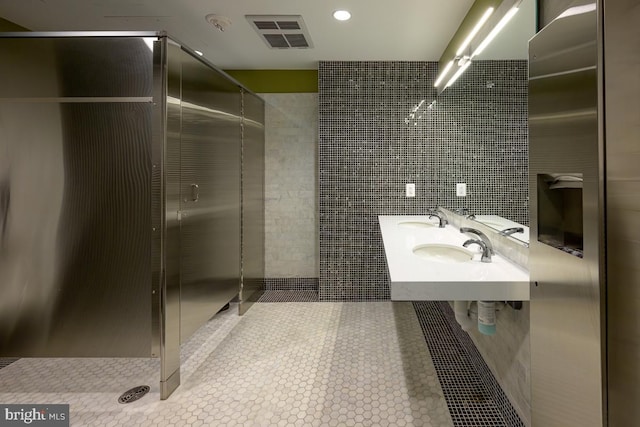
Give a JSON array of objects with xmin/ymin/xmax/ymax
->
[{"xmin": 0, "ymin": 302, "xmax": 452, "ymax": 426}]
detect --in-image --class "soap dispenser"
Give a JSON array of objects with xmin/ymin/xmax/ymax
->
[{"xmin": 477, "ymin": 301, "xmax": 496, "ymax": 335}]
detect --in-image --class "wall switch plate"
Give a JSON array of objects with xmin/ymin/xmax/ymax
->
[
  {"xmin": 406, "ymin": 183, "xmax": 415, "ymax": 197},
  {"xmin": 456, "ymin": 183, "xmax": 467, "ymax": 197}
]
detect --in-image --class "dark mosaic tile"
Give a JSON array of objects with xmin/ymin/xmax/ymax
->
[
  {"xmin": 264, "ymin": 277, "xmax": 318, "ymax": 292},
  {"xmin": 413, "ymin": 301, "xmax": 525, "ymax": 427},
  {"xmin": 318, "ymin": 60, "xmax": 528, "ymax": 301},
  {"xmin": 257, "ymin": 290, "xmax": 319, "ymax": 303}
]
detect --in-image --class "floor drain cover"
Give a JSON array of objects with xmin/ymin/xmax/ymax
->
[{"xmin": 118, "ymin": 385, "xmax": 150, "ymax": 404}]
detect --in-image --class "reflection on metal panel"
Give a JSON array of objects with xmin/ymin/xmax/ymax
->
[
  {"xmin": 528, "ymin": 4, "xmax": 604, "ymax": 426},
  {"xmin": 0, "ymin": 37, "xmax": 154, "ymax": 99},
  {"xmin": 160, "ymin": 39, "xmax": 182, "ymax": 398},
  {"xmin": 150, "ymin": 38, "xmax": 164, "ymax": 360},
  {"xmin": 239, "ymin": 90, "xmax": 266, "ymax": 315},
  {"xmin": 604, "ymin": 0, "xmax": 640, "ymax": 425},
  {"xmin": 179, "ymin": 49, "xmax": 241, "ymax": 342},
  {"xmin": 0, "ymin": 36, "xmax": 154, "ymax": 357}
]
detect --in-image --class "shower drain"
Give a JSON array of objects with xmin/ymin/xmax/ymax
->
[{"xmin": 118, "ymin": 385, "xmax": 150, "ymax": 404}]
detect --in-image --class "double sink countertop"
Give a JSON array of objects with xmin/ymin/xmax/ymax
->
[{"xmin": 378, "ymin": 215, "xmax": 530, "ymax": 301}]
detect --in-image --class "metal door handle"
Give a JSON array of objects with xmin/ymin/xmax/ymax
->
[{"xmin": 191, "ymin": 184, "xmax": 199, "ymax": 202}]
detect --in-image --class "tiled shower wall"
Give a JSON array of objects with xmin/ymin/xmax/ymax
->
[
  {"xmin": 262, "ymin": 93, "xmax": 318, "ymax": 285},
  {"xmin": 318, "ymin": 60, "xmax": 528, "ymax": 300}
]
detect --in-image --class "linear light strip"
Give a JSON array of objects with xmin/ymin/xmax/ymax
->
[
  {"xmin": 456, "ymin": 7, "xmax": 494, "ymax": 56},
  {"xmin": 472, "ymin": 6, "xmax": 519, "ymax": 57},
  {"xmin": 433, "ymin": 60, "xmax": 455, "ymax": 88},
  {"xmin": 445, "ymin": 61, "xmax": 472, "ymax": 88}
]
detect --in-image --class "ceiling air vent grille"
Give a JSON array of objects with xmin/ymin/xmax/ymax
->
[{"xmin": 246, "ymin": 15, "xmax": 313, "ymax": 49}]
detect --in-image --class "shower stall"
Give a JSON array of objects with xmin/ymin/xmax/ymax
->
[{"xmin": 0, "ymin": 32, "xmax": 265, "ymax": 398}]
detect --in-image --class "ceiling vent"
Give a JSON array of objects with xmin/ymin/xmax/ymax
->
[{"xmin": 246, "ymin": 15, "xmax": 313, "ymax": 49}]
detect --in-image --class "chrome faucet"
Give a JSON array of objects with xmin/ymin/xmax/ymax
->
[
  {"xmin": 453, "ymin": 208, "xmax": 476, "ymax": 219},
  {"xmin": 427, "ymin": 210, "xmax": 448, "ymax": 228},
  {"xmin": 463, "ymin": 239, "xmax": 492, "ymax": 263},
  {"xmin": 499, "ymin": 227, "xmax": 524, "ymax": 237},
  {"xmin": 459, "ymin": 227, "xmax": 494, "ymax": 254}
]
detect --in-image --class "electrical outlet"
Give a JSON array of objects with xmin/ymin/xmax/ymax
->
[
  {"xmin": 406, "ymin": 183, "xmax": 415, "ymax": 197},
  {"xmin": 456, "ymin": 183, "xmax": 467, "ymax": 197}
]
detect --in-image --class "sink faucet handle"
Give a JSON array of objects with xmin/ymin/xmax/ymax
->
[
  {"xmin": 499, "ymin": 227, "xmax": 524, "ymax": 237},
  {"xmin": 463, "ymin": 239, "xmax": 492, "ymax": 263},
  {"xmin": 428, "ymin": 212, "xmax": 447, "ymax": 228},
  {"xmin": 459, "ymin": 227, "xmax": 494, "ymax": 254}
]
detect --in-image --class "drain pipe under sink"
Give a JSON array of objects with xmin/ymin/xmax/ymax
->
[{"xmin": 454, "ymin": 301, "xmax": 474, "ymax": 331}]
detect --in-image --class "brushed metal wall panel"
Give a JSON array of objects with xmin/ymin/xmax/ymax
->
[
  {"xmin": 538, "ymin": 0, "xmax": 576, "ymax": 28},
  {"xmin": 239, "ymin": 90, "xmax": 266, "ymax": 315},
  {"xmin": 160, "ymin": 39, "xmax": 182, "ymax": 397},
  {"xmin": 178, "ymin": 49, "xmax": 241, "ymax": 342},
  {"xmin": 604, "ymin": 0, "xmax": 640, "ymax": 425},
  {"xmin": 150, "ymin": 38, "xmax": 164, "ymax": 360},
  {"xmin": 528, "ymin": 4, "xmax": 605, "ymax": 426},
  {"xmin": 0, "ymin": 37, "xmax": 153, "ymax": 99},
  {"xmin": 0, "ymin": 36, "xmax": 154, "ymax": 357}
]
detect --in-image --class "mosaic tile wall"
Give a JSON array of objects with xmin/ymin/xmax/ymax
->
[{"xmin": 318, "ymin": 61, "xmax": 528, "ymax": 300}]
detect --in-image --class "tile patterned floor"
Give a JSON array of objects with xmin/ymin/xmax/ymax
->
[
  {"xmin": 0, "ymin": 302, "xmax": 453, "ymax": 426},
  {"xmin": 413, "ymin": 302, "xmax": 524, "ymax": 427}
]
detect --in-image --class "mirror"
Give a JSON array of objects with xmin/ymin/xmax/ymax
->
[
  {"xmin": 472, "ymin": 0, "xmax": 536, "ymax": 62},
  {"xmin": 440, "ymin": 0, "xmax": 535, "ymax": 243},
  {"xmin": 446, "ymin": 208, "xmax": 530, "ymax": 245}
]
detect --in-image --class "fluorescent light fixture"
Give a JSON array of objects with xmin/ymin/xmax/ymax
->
[
  {"xmin": 433, "ymin": 60, "xmax": 454, "ymax": 87},
  {"xmin": 333, "ymin": 10, "xmax": 351, "ymax": 21},
  {"xmin": 445, "ymin": 61, "xmax": 472, "ymax": 88},
  {"xmin": 456, "ymin": 7, "xmax": 494, "ymax": 56},
  {"xmin": 472, "ymin": 6, "xmax": 519, "ymax": 57},
  {"xmin": 194, "ymin": 50, "xmax": 204, "ymax": 56}
]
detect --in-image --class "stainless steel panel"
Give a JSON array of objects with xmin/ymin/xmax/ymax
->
[
  {"xmin": 239, "ymin": 90, "xmax": 266, "ymax": 315},
  {"xmin": 528, "ymin": 3, "xmax": 605, "ymax": 426},
  {"xmin": 538, "ymin": 0, "xmax": 577, "ymax": 28},
  {"xmin": 0, "ymin": 37, "xmax": 154, "ymax": 99},
  {"xmin": 0, "ymin": 36, "xmax": 154, "ymax": 357},
  {"xmin": 604, "ymin": 0, "xmax": 640, "ymax": 425},
  {"xmin": 150, "ymin": 38, "xmax": 164, "ymax": 361},
  {"xmin": 159, "ymin": 38, "xmax": 182, "ymax": 399},
  {"xmin": 178, "ymin": 49, "xmax": 241, "ymax": 342}
]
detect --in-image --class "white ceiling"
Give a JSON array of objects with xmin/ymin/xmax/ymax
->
[{"xmin": 0, "ymin": 0, "xmax": 535, "ymax": 69}]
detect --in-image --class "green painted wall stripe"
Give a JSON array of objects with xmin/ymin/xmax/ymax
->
[
  {"xmin": 224, "ymin": 70, "xmax": 318, "ymax": 93},
  {"xmin": 438, "ymin": 0, "xmax": 502, "ymax": 68}
]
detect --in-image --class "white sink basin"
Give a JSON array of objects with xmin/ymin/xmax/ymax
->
[
  {"xmin": 397, "ymin": 220, "xmax": 438, "ymax": 229},
  {"xmin": 412, "ymin": 244, "xmax": 473, "ymax": 263},
  {"xmin": 378, "ymin": 215, "xmax": 530, "ymax": 301}
]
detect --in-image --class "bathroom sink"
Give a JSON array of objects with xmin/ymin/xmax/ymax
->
[
  {"xmin": 397, "ymin": 220, "xmax": 437, "ymax": 229},
  {"xmin": 378, "ymin": 215, "xmax": 530, "ymax": 301},
  {"xmin": 412, "ymin": 244, "xmax": 473, "ymax": 263}
]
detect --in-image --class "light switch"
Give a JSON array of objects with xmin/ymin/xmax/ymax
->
[
  {"xmin": 406, "ymin": 183, "xmax": 416, "ymax": 197},
  {"xmin": 456, "ymin": 183, "xmax": 467, "ymax": 197}
]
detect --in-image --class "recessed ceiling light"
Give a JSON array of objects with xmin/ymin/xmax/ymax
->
[
  {"xmin": 333, "ymin": 10, "xmax": 351, "ymax": 21},
  {"xmin": 194, "ymin": 50, "xmax": 204, "ymax": 56}
]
